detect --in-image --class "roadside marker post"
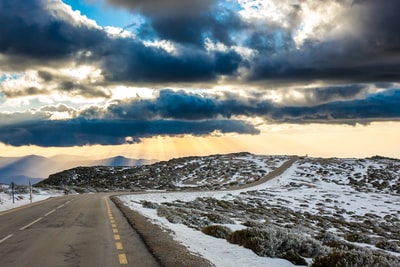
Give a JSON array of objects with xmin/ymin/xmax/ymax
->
[
  {"xmin": 29, "ymin": 180, "xmax": 32, "ymax": 203},
  {"xmin": 11, "ymin": 182, "xmax": 15, "ymax": 204}
]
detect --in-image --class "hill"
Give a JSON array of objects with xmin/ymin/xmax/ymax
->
[
  {"xmin": 0, "ymin": 155, "xmax": 156, "ymax": 185},
  {"xmin": 36, "ymin": 153, "xmax": 400, "ymax": 195},
  {"xmin": 35, "ymin": 152, "xmax": 289, "ymax": 191}
]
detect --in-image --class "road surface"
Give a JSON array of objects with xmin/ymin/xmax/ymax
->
[
  {"xmin": 0, "ymin": 193, "xmax": 159, "ymax": 267},
  {"xmin": 221, "ymin": 156, "xmax": 298, "ymax": 191}
]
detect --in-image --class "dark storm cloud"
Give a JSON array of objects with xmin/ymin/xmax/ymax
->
[
  {"xmin": 249, "ymin": 43, "xmax": 400, "ymax": 83},
  {"xmin": 0, "ymin": 119, "xmax": 258, "ymax": 147},
  {"xmin": 100, "ymin": 39, "xmax": 242, "ymax": 82},
  {"xmin": 249, "ymin": 0, "xmax": 400, "ymax": 83},
  {"xmin": 271, "ymin": 89, "xmax": 400, "ymax": 123},
  {"xmin": 106, "ymin": 0, "xmax": 241, "ymax": 47},
  {"xmin": 81, "ymin": 88, "xmax": 400, "ymax": 123},
  {"xmin": 0, "ymin": 0, "xmax": 105, "ymax": 60},
  {"xmin": 304, "ymin": 84, "xmax": 367, "ymax": 104},
  {"xmin": 0, "ymin": 87, "xmax": 398, "ymax": 146},
  {"xmin": 0, "ymin": 0, "xmax": 243, "ymax": 84},
  {"xmin": 105, "ymin": 0, "xmax": 215, "ymax": 16},
  {"xmin": 2, "ymin": 0, "xmax": 399, "ymax": 85},
  {"xmin": 79, "ymin": 89, "xmax": 273, "ymax": 121},
  {"xmin": 140, "ymin": 7, "xmax": 244, "ymax": 47}
]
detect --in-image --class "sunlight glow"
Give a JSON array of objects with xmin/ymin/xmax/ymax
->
[
  {"xmin": 293, "ymin": 1, "xmax": 344, "ymax": 46},
  {"xmin": 1, "ymin": 122, "xmax": 398, "ymax": 160},
  {"xmin": 112, "ymin": 86, "xmax": 154, "ymax": 100},
  {"xmin": 61, "ymin": 65, "xmax": 103, "ymax": 83}
]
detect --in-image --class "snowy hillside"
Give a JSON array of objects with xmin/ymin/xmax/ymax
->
[
  {"xmin": 118, "ymin": 155, "xmax": 400, "ymax": 267},
  {"xmin": 37, "ymin": 152, "xmax": 288, "ymax": 191}
]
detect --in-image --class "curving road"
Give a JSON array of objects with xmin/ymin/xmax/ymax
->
[
  {"xmin": 0, "ymin": 157, "xmax": 299, "ymax": 267},
  {"xmin": 0, "ymin": 193, "xmax": 159, "ymax": 267},
  {"xmin": 221, "ymin": 156, "xmax": 298, "ymax": 191}
]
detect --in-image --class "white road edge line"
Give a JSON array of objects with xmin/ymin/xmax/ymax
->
[
  {"xmin": 44, "ymin": 209, "xmax": 56, "ymax": 217},
  {"xmin": 0, "ymin": 234, "xmax": 13, "ymax": 244},
  {"xmin": 57, "ymin": 204, "xmax": 65, "ymax": 209},
  {"xmin": 19, "ymin": 217, "xmax": 43, "ymax": 231}
]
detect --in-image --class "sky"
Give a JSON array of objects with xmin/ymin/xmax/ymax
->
[{"xmin": 0, "ymin": 0, "xmax": 400, "ymax": 160}]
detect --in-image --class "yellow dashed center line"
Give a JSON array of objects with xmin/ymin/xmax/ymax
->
[
  {"xmin": 104, "ymin": 198, "xmax": 128, "ymax": 265},
  {"xmin": 115, "ymin": 242, "xmax": 124, "ymax": 250},
  {"xmin": 118, "ymin": 253, "xmax": 128, "ymax": 265}
]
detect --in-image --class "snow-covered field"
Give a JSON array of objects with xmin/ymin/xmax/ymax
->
[
  {"xmin": 0, "ymin": 185, "xmax": 63, "ymax": 212},
  {"xmin": 122, "ymin": 191, "xmax": 298, "ymax": 267},
  {"xmin": 119, "ymin": 155, "xmax": 400, "ymax": 267}
]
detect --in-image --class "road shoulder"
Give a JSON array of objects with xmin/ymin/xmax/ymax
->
[{"xmin": 111, "ymin": 196, "xmax": 213, "ymax": 267}]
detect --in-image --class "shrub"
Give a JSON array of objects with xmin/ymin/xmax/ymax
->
[
  {"xmin": 345, "ymin": 233, "xmax": 360, "ymax": 242},
  {"xmin": 202, "ymin": 225, "xmax": 232, "ymax": 239},
  {"xmin": 345, "ymin": 232, "xmax": 370, "ymax": 243},
  {"xmin": 227, "ymin": 227, "xmax": 326, "ymax": 259},
  {"xmin": 157, "ymin": 207, "xmax": 183, "ymax": 224},
  {"xmin": 206, "ymin": 213, "xmax": 235, "ymax": 224},
  {"xmin": 376, "ymin": 240, "xmax": 400, "ymax": 253},
  {"xmin": 324, "ymin": 240, "xmax": 356, "ymax": 251},
  {"xmin": 312, "ymin": 250, "xmax": 400, "ymax": 267},
  {"xmin": 141, "ymin": 200, "xmax": 159, "ymax": 209},
  {"xmin": 280, "ymin": 250, "xmax": 307, "ymax": 266}
]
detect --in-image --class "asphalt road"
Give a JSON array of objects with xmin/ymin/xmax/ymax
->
[{"xmin": 0, "ymin": 193, "xmax": 159, "ymax": 267}]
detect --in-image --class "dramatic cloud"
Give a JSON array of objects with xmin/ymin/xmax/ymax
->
[
  {"xmin": 137, "ymin": 7, "xmax": 244, "ymax": 47},
  {"xmin": 1, "ymin": 87, "xmax": 399, "ymax": 146},
  {"xmin": 79, "ymin": 88, "xmax": 400, "ymax": 123},
  {"xmin": 0, "ymin": 0, "xmax": 102, "ymax": 61},
  {"xmin": 248, "ymin": 0, "xmax": 400, "ymax": 83},
  {"xmin": 105, "ymin": 0, "xmax": 216, "ymax": 16},
  {"xmin": 0, "ymin": 0, "xmax": 399, "ymax": 147},
  {"xmin": 2, "ymin": 0, "xmax": 400, "ymax": 84},
  {"xmin": 0, "ymin": 119, "xmax": 258, "ymax": 147},
  {"xmin": 101, "ymin": 40, "xmax": 243, "ymax": 82},
  {"xmin": 0, "ymin": 0, "xmax": 243, "ymax": 84}
]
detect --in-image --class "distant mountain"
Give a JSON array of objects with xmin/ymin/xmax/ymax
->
[
  {"xmin": 0, "ymin": 155, "xmax": 157, "ymax": 185},
  {"xmin": 92, "ymin": 156, "xmax": 155, "ymax": 167}
]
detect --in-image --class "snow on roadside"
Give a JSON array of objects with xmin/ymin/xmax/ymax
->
[
  {"xmin": 119, "ymin": 156, "xmax": 400, "ymax": 267},
  {"xmin": 120, "ymin": 172, "xmax": 302, "ymax": 267},
  {"xmin": 0, "ymin": 187, "xmax": 64, "ymax": 212},
  {"xmin": 123, "ymin": 197, "xmax": 297, "ymax": 267}
]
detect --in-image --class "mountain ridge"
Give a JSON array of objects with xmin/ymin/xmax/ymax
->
[{"xmin": 0, "ymin": 155, "xmax": 157, "ymax": 185}]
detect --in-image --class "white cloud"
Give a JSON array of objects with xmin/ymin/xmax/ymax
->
[
  {"xmin": 104, "ymin": 26, "xmax": 136, "ymax": 38},
  {"xmin": 0, "ymin": 71, "xmax": 44, "ymax": 95},
  {"xmin": 143, "ymin": 40, "xmax": 178, "ymax": 55},
  {"xmin": 47, "ymin": 0, "xmax": 101, "ymax": 29},
  {"xmin": 60, "ymin": 65, "xmax": 104, "ymax": 83},
  {"xmin": 237, "ymin": 0, "xmax": 352, "ymax": 47},
  {"xmin": 111, "ymin": 86, "xmax": 155, "ymax": 100}
]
